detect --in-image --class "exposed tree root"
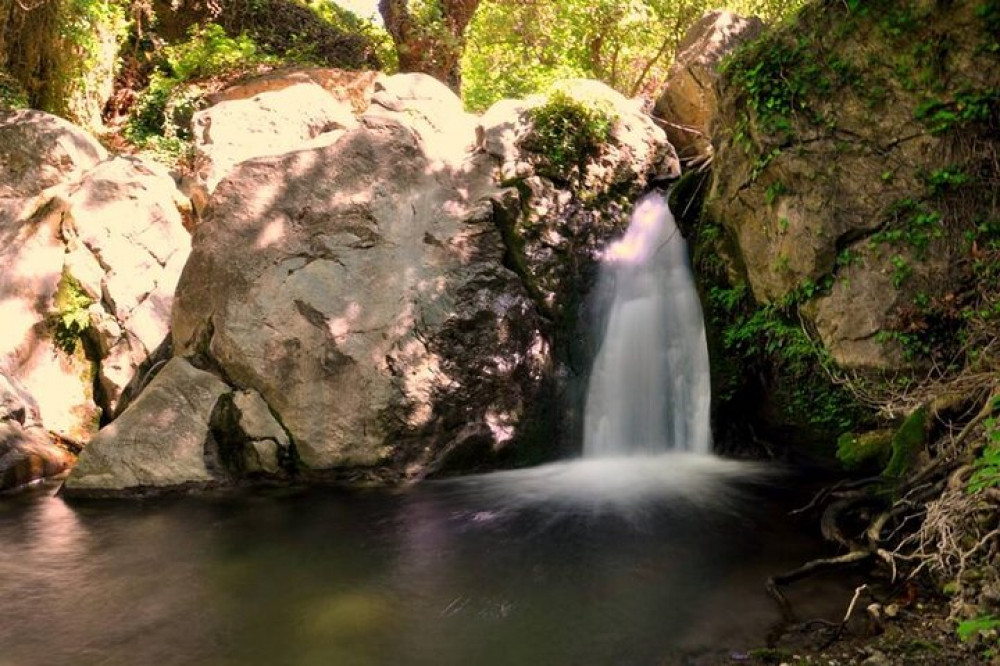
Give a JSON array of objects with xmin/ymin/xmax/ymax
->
[{"xmin": 766, "ymin": 384, "xmax": 1000, "ymax": 645}]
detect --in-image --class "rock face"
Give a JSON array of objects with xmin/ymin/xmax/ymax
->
[
  {"xmin": 167, "ymin": 72, "xmax": 549, "ymax": 481},
  {"xmin": 481, "ymin": 79, "xmax": 679, "ymax": 316},
  {"xmin": 64, "ymin": 72, "xmax": 677, "ymax": 493},
  {"xmin": 653, "ymin": 11, "xmax": 763, "ymax": 165},
  {"xmin": 0, "ymin": 110, "xmax": 192, "ymax": 487},
  {"xmin": 187, "ymin": 69, "xmax": 377, "ymax": 212},
  {"xmin": 0, "ymin": 372, "xmax": 73, "ymax": 491},
  {"xmin": 707, "ymin": 0, "xmax": 1000, "ymax": 371}
]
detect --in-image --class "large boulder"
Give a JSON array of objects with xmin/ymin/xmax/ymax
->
[
  {"xmin": 480, "ymin": 79, "xmax": 679, "ymax": 315},
  {"xmin": 66, "ymin": 73, "xmax": 679, "ymax": 492},
  {"xmin": 167, "ymin": 73, "xmax": 549, "ymax": 481},
  {"xmin": 0, "ymin": 111, "xmax": 192, "ymax": 456},
  {"xmin": 653, "ymin": 11, "xmax": 764, "ymax": 165},
  {"xmin": 707, "ymin": 0, "xmax": 1000, "ymax": 372}
]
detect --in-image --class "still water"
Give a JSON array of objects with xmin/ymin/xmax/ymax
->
[{"xmin": 0, "ymin": 466, "xmax": 853, "ymax": 666}]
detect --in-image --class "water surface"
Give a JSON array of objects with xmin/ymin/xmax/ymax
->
[{"xmin": 0, "ymin": 469, "xmax": 853, "ymax": 666}]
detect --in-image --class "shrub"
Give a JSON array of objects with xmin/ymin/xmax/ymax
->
[{"xmin": 522, "ymin": 89, "xmax": 615, "ymax": 182}]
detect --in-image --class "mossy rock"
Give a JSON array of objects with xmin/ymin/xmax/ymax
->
[
  {"xmin": 837, "ymin": 428, "xmax": 893, "ymax": 470},
  {"xmin": 883, "ymin": 405, "xmax": 929, "ymax": 478}
]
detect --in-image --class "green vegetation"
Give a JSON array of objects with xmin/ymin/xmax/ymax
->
[
  {"xmin": 125, "ymin": 24, "xmax": 275, "ymax": 161},
  {"xmin": 462, "ymin": 0, "xmax": 806, "ymax": 112},
  {"xmin": 915, "ymin": 88, "xmax": 1000, "ymax": 135},
  {"xmin": 836, "ymin": 430, "xmax": 892, "ymax": 470},
  {"xmin": 707, "ymin": 281, "xmax": 861, "ymax": 436},
  {"xmin": 522, "ymin": 88, "xmax": 616, "ymax": 183},
  {"xmin": 957, "ymin": 614, "xmax": 1000, "ymax": 659},
  {"xmin": 0, "ymin": 71, "xmax": 27, "ymax": 109},
  {"xmin": 967, "ymin": 408, "xmax": 1000, "ymax": 494},
  {"xmin": 48, "ymin": 271, "xmax": 94, "ymax": 355},
  {"xmin": 883, "ymin": 406, "xmax": 928, "ymax": 478},
  {"xmin": 0, "ymin": 0, "xmax": 128, "ymax": 125}
]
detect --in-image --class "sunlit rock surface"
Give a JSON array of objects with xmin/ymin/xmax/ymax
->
[
  {"xmin": 65, "ymin": 358, "xmax": 228, "ymax": 493},
  {"xmin": 653, "ymin": 10, "xmax": 764, "ymax": 165},
  {"xmin": 168, "ymin": 72, "xmax": 549, "ymax": 480},
  {"xmin": 0, "ymin": 372, "xmax": 73, "ymax": 490},
  {"xmin": 0, "ymin": 111, "xmax": 192, "ymax": 488}
]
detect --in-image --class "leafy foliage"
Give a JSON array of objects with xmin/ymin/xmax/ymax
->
[
  {"xmin": 462, "ymin": 0, "xmax": 806, "ymax": 112},
  {"xmin": 125, "ymin": 24, "xmax": 275, "ymax": 159},
  {"xmin": 48, "ymin": 271, "xmax": 94, "ymax": 355},
  {"xmin": 522, "ymin": 88, "xmax": 615, "ymax": 182},
  {"xmin": 0, "ymin": 71, "xmax": 27, "ymax": 109},
  {"xmin": 967, "ymin": 410, "xmax": 1000, "ymax": 494},
  {"xmin": 707, "ymin": 281, "xmax": 862, "ymax": 435},
  {"xmin": 957, "ymin": 614, "xmax": 1000, "ymax": 643}
]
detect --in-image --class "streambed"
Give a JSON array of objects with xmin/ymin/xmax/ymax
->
[{"xmin": 0, "ymin": 465, "xmax": 856, "ymax": 666}]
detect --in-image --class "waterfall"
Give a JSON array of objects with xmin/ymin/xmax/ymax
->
[
  {"xmin": 583, "ymin": 192, "xmax": 712, "ymax": 457},
  {"xmin": 443, "ymin": 193, "xmax": 763, "ymax": 516}
]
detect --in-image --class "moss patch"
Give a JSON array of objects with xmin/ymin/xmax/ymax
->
[
  {"xmin": 837, "ymin": 429, "xmax": 893, "ymax": 470},
  {"xmin": 883, "ymin": 405, "xmax": 929, "ymax": 478},
  {"xmin": 48, "ymin": 271, "xmax": 94, "ymax": 355}
]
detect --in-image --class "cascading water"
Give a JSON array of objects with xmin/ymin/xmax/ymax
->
[
  {"xmin": 583, "ymin": 192, "xmax": 712, "ymax": 458},
  {"xmin": 447, "ymin": 193, "xmax": 767, "ymax": 514}
]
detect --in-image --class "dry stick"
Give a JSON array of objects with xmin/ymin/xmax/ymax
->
[
  {"xmin": 766, "ymin": 550, "xmax": 872, "ymax": 624},
  {"xmin": 820, "ymin": 583, "xmax": 869, "ymax": 648}
]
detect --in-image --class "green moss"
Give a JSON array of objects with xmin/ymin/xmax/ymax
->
[
  {"xmin": 48, "ymin": 271, "xmax": 94, "ymax": 355},
  {"xmin": 522, "ymin": 88, "xmax": 615, "ymax": 183},
  {"xmin": 707, "ymin": 282, "xmax": 863, "ymax": 437},
  {"xmin": 837, "ymin": 429, "xmax": 893, "ymax": 470},
  {"xmin": 883, "ymin": 405, "xmax": 928, "ymax": 478}
]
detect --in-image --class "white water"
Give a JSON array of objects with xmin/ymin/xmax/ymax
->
[
  {"xmin": 583, "ymin": 192, "xmax": 712, "ymax": 457},
  {"xmin": 444, "ymin": 194, "xmax": 769, "ymax": 515}
]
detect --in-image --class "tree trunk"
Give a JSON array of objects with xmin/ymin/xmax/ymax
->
[{"xmin": 378, "ymin": 0, "xmax": 480, "ymax": 92}]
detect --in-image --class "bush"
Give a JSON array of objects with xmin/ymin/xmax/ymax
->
[
  {"xmin": 522, "ymin": 89, "xmax": 615, "ymax": 182},
  {"xmin": 125, "ymin": 24, "xmax": 275, "ymax": 160}
]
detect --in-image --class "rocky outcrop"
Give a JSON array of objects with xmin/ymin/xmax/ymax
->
[
  {"xmin": 653, "ymin": 10, "xmax": 763, "ymax": 165},
  {"xmin": 0, "ymin": 372, "xmax": 73, "ymax": 491},
  {"xmin": 0, "ymin": 110, "xmax": 192, "ymax": 488},
  {"xmin": 707, "ymin": 0, "xmax": 1000, "ymax": 371},
  {"xmin": 162, "ymin": 72, "xmax": 551, "ymax": 483},
  {"xmin": 64, "ymin": 72, "xmax": 676, "ymax": 493},
  {"xmin": 184, "ymin": 69, "xmax": 377, "ymax": 214},
  {"xmin": 481, "ymin": 79, "xmax": 678, "ymax": 317}
]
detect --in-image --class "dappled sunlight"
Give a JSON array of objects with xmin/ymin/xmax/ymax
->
[
  {"xmin": 484, "ymin": 409, "xmax": 516, "ymax": 444},
  {"xmin": 328, "ymin": 302, "xmax": 362, "ymax": 344},
  {"xmin": 256, "ymin": 218, "xmax": 286, "ymax": 248}
]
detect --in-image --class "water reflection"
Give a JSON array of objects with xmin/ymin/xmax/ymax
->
[{"xmin": 0, "ymin": 478, "xmax": 853, "ymax": 666}]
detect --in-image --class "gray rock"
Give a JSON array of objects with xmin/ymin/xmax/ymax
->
[
  {"xmin": 63, "ymin": 358, "xmax": 230, "ymax": 494},
  {"xmin": 169, "ymin": 74, "xmax": 549, "ymax": 480}
]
